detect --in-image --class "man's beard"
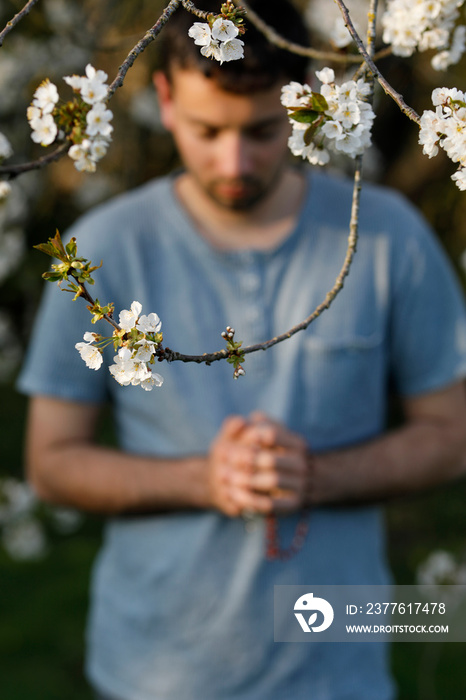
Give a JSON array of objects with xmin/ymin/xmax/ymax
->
[{"xmin": 202, "ymin": 172, "xmax": 282, "ymax": 211}]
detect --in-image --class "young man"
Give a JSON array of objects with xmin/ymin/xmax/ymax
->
[{"xmin": 18, "ymin": 1, "xmax": 466, "ymax": 699}]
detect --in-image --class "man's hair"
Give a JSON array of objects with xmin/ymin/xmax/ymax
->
[{"xmin": 157, "ymin": 0, "xmax": 310, "ymax": 93}]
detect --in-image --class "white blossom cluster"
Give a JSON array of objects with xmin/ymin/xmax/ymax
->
[
  {"xmin": 0, "ymin": 132, "xmax": 13, "ymax": 161},
  {"xmin": 0, "ymin": 133, "xmax": 13, "ymax": 203},
  {"xmin": 305, "ymin": 0, "xmax": 371, "ymax": 50},
  {"xmin": 0, "ymin": 476, "xmax": 83, "ymax": 561},
  {"xmin": 281, "ymin": 68, "xmax": 374, "ymax": 166},
  {"xmin": 27, "ymin": 64, "xmax": 113, "ymax": 173},
  {"xmin": 419, "ymin": 87, "xmax": 466, "ymax": 190},
  {"xmin": 188, "ymin": 18, "xmax": 244, "ymax": 64},
  {"xmin": 75, "ymin": 301, "xmax": 164, "ymax": 391},
  {"xmin": 382, "ymin": 0, "xmax": 466, "ymax": 70}
]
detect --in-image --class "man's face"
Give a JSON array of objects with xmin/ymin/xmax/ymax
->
[{"xmin": 154, "ymin": 68, "xmax": 292, "ymax": 211}]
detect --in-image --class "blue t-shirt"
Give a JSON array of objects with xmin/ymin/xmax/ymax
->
[{"xmin": 18, "ymin": 169, "xmax": 466, "ymax": 700}]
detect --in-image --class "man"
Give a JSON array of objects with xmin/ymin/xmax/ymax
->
[{"xmin": 18, "ymin": 1, "xmax": 466, "ymax": 699}]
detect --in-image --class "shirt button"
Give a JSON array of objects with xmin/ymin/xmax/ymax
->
[{"xmin": 242, "ymin": 274, "xmax": 260, "ymax": 293}]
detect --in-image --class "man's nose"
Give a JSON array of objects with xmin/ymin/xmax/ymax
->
[{"xmin": 218, "ymin": 133, "xmax": 254, "ymax": 178}]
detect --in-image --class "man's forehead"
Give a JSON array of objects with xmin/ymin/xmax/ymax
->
[{"xmin": 168, "ymin": 68, "xmax": 287, "ymax": 122}]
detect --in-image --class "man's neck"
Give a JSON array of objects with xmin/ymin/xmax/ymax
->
[{"xmin": 174, "ymin": 168, "xmax": 307, "ymax": 251}]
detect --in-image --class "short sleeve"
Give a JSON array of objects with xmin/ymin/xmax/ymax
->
[
  {"xmin": 17, "ymin": 266, "xmax": 109, "ymax": 403},
  {"xmin": 388, "ymin": 206, "xmax": 466, "ymax": 396}
]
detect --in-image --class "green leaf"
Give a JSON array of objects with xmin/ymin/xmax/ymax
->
[
  {"xmin": 303, "ymin": 118, "xmax": 324, "ymax": 145},
  {"xmin": 289, "ymin": 109, "xmax": 321, "ymax": 124},
  {"xmin": 310, "ymin": 92, "xmax": 329, "ymax": 112}
]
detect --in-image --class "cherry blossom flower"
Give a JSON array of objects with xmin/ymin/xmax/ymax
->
[
  {"xmin": 382, "ymin": 0, "xmax": 466, "ymax": 70},
  {"xmin": 75, "ymin": 334, "xmax": 103, "ymax": 369},
  {"xmin": 29, "ymin": 64, "xmax": 113, "ymax": 173},
  {"xmin": 211, "ymin": 17, "xmax": 239, "ymax": 42},
  {"xmin": 281, "ymin": 69, "xmax": 375, "ymax": 165},
  {"xmin": 30, "ymin": 114, "xmax": 58, "ymax": 146},
  {"xmin": 0, "ymin": 181, "xmax": 11, "ymax": 203},
  {"xmin": 32, "ymin": 78, "xmax": 59, "ymax": 114},
  {"xmin": 0, "ymin": 132, "xmax": 13, "ymax": 160},
  {"xmin": 86, "ymin": 103, "xmax": 114, "ymax": 137},
  {"xmin": 119, "ymin": 301, "xmax": 143, "ymax": 331},
  {"xmin": 136, "ymin": 312, "xmax": 162, "ymax": 334},
  {"xmin": 63, "ymin": 74, "xmax": 84, "ymax": 91},
  {"xmin": 188, "ymin": 18, "xmax": 244, "ymax": 65},
  {"xmin": 419, "ymin": 87, "xmax": 466, "ymax": 189}
]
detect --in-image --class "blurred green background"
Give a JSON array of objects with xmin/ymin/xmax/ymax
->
[{"xmin": 2, "ymin": 0, "xmax": 466, "ymax": 698}]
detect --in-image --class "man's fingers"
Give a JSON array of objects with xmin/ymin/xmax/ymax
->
[
  {"xmin": 230, "ymin": 485, "xmax": 301, "ymax": 515},
  {"xmin": 218, "ymin": 414, "xmax": 248, "ymax": 440},
  {"xmin": 243, "ymin": 413, "xmax": 307, "ymax": 450}
]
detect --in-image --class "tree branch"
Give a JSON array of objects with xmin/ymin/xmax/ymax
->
[
  {"xmin": 107, "ymin": 0, "xmax": 182, "ymax": 99},
  {"xmin": 180, "ymin": 0, "xmax": 212, "ymax": 21},
  {"xmin": 0, "ymin": 141, "xmax": 70, "ymax": 180},
  {"xmin": 158, "ymin": 165, "xmax": 362, "ymax": 366},
  {"xmin": 0, "ymin": 0, "xmax": 40, "ymax": 47},
  {"xmin": 333, "ymin": 0, "xmax": 420, "ymax": 124},
  {"xmin": 234, "ymin": 0, "xmax": 391, "ymax": 65}
]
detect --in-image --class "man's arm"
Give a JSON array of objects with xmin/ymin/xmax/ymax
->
[
  {"xmin": 221, "ymin": 381, "xmax": 466, "ymax": 512},
  {"xmin": 25, "ymin": 396, "xmax": 213, "ymax": 513},
  {"xmin": 309, "ymin": 381, "xmax": 466, "ymax": 505}
]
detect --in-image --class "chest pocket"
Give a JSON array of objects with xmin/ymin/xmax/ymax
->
[{"xmin": 300, "ymin": 330, "xmax": 386, "ymax": 448}]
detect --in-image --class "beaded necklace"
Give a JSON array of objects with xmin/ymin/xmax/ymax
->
[{"xmin": 265, "ymin": 510, "xmax": 311, "ymax": 561}]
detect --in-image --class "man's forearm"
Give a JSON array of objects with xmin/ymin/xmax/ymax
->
[
  {"xmin": 309, "ymin": 417, "xmax": 466, "ymax": 507},
  {"xmin": 29, "ymin": 442, "xmax": 210, "ymax": 515}
]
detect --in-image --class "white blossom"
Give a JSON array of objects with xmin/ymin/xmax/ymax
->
[
  {"xmin": 280, "ymin": 81, "xmax": 312, "ymax": 108},
  {"xmin": 282, "ymin": 69, "xmax": 375, "ymax": 165},
  {"xmin": 0, "ymin": 182, "xmax": 11, "ymax": 203},
  {"xmin": 141, "ymin": 372, "xmax": 164, "ymax": 391},
  {"xmin": 0, "ymin": 133, "xmax": 13, "ymax": 160},
  {"xmin": 30, "ymin": 113, "xmax": 58, "ymax": 146},
  {"xmin": 80, "ymin": 75, "xmax": 109, "ymax": 105},
  {"xmin": 90, "ymin": 139, "xmax": 109, "ymax": 160},
  {"xmin": 218, "ymin": 38, "xmax": 245, "ymax": 64},
  {"xmin": 86, "ymin": 102, "xmax": 114, "ymax": 137},
  {"xmin": 136, "ymin": 312, "xmax": 162, "ymax": 334},
  {"xmin": 451, "ymin": 167, "xmax": 466, "ymax": 189},
  {"xmin": 382, "ymin": 0, "xmax": 466, "ymax": 70},
  {"xmin": 32, "ymin": 78, "xmax": 59, "ymax": 114},
  {"xmin": 109, "ymin": 347, "xmax": 136, "ymax": 386},
  {"xmin": 2, "ymin": 516, "xmax": 47, "ymax": 560},
  {"xmin": 188, "ymin": 18, "xmax": 244, "ymax": 65},
  {"xmin": 63, "ymin": 74, "xmax": 84, "ymax": 91},
  {"xmin": 211, "ymin": 18, "xmax": 239, "ymax": 42},
  {"xmin": 315, "ymin": 67, "xmax": 335, "ymax": 85},
  {"xmin": 29, "ymin": 64, "xmax": 113, "ymax": 173},
  {"xmin": 75, "ymin": 338, "xmax": 103, "ymax": 369},
  {"xmin": 134, "ymin": 339, "xmax": 158, "ymax": 362},
  {"xmin": 188, "ymin": 22, "xmax": 212, "ymax": 46},
  {"xmin": 419, "ymin": 87, "xmax": 466, "ymax": 188},
  {"xmin": 85, "ymin": 63, "xmax": 108, "ymax": 84},
  {"xmin": 119, "ymin": 300, "xmax": 143, "ymax": 331}
]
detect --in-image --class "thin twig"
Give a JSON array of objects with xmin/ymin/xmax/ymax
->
[
  {"xmin": 158, "ymin": 168, "xmax": 362, "ymax": 366},
  {"xmin": 236, "ymin": 0, "xmax": 417, "ymax": 123},
  {"xmin": 0, "ymin": 0, "xmax": 40, "ymax": 47},
  {"xmin": 333, "ymin": 0, "xmax": 420, "ymax": 124},
  {"xmin": 0, "ymin": 1, "xmax": 183, "ymax": 178},
  {"xmin": 72, "ymin": 279, "xmax": 121, "ymax": 333},
  {"xmin": 107, "ymin": 0, "xmax": 181, "ymax": 99},
  {"xmin": 181, "ymin": 0, "xmax": 212, "ymax": 20},
  {"xmin": 234, "ymin": 0, "xmax": 391, "ymax": 65},
  {"xmin": 0, "ymin": 141, "xmax": 70, "ymax": 180}
]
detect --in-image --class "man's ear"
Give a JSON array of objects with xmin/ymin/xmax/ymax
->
[{"xmin": 152, "ymin": 71, "xmax": 175, "ymax": 132}]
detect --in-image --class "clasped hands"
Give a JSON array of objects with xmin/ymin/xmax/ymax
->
[{"xmin": 208, "ymin": 411, "xmax": 313, "ymax": 517}]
